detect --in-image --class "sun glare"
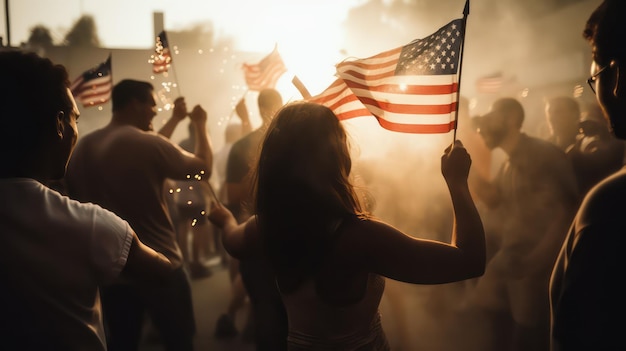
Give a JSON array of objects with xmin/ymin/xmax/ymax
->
[{"xmin": 218, "ymin": 0, "xmax": 363, "ymax": 101}]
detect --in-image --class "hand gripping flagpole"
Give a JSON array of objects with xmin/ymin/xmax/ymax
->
[{"xmin": 453, "ymin": 0, "xmax": 470, "ymax": 142}]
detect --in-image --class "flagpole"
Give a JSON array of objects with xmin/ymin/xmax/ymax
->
[
  {"xmin": 453, "ymin": 0, "xmax": 469, "ymax": 142},
  {"xmin": 167, "ymin": 44, "xmax": 183, "ymax": 97},
  {"xmin": 108, "ymin": 52, "xmax": 113, "ymax": 85},
  {"xmin": 223, "ymin": 88, "xmax": 249, "ymax": 124},
  {"xmin": 292, "ymin": 75, "xmax": 312, "ymax": 99},
  {"xmin": 169, "ymin": 62, "xmax": 183, "ymax": 97}
]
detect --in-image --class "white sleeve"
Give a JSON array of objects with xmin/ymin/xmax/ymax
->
[{"xmin": 89, "ymin": 206, "xmax": 134, "ymax": 284}]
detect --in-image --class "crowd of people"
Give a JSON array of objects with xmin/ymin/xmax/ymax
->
[{"xmin": 1, "ymin": 1, "xmax": 625, "ymax": 350}]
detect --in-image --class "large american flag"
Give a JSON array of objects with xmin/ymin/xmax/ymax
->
[
  {"xmin": 70, "ymin": 55, "xmax": 112, "ymax": 108},
  {"xmin": 152, "ymin": 30, "xmax": 172, "ymax": 74},
  {"xmin": 311, "ymin": 18, "xmax": 464, "ymax": 133},
  {"xmin": 242, "ymin": 46, "xmax": 287, "ymax": 91}
]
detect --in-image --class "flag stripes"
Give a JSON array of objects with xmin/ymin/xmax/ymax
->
[{"xmin": 70, "ymin": 55, "xmax": 112, "ymax": 108}]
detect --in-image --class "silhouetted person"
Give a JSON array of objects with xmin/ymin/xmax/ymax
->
[
  {"xmin": 550, "ymin": 1, "xmax": 626, "ymax": 350},
  {"xmin": 469, "ymin": 97, "xmax": 578, "ymax": 351},
  {"xmin": 208, "ymin": 102, "xmax": 486, "ymax": 350},
  {"xmin": 0, "ymin": 50, "xmax": 173, "ymax": 351},
  {"xmin": 544, "ymin": 96, "xmax": 581, "ymax": 152},
  {"xmin": 213, "ymin": 97, "xmax": 253, "ymax": 339},
  {"xmin": 218, "ymin": 88, "xmax": 288, "ymax": 350},
  {"xmin": 65, "ymin": 80, "xmax": 213, "ymax": 351},
  {"xmin": 214, "ymin": 97, "xmax": 253, "ymax": 190},
  {"xmin": 567, "ymin": 102, "xmax": 624, "ymax": 197}
]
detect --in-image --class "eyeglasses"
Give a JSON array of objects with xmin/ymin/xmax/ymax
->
[{"xmin": 587, "ymin": 60, "xmax": 617, "ymax": 95}]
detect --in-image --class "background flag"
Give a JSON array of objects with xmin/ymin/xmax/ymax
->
[
  {"xmin": 70, "ymin": 55, "xmax": 112, "ymax": 108},
  {"xmin": 475, "ymin": 72, "xmax": 503, "ymax": 94},
  {"xmin": 152, "ymin": 30, "xmax": 172, "ymax": 74},
  {"xmin": 242, "ymin": 45, "xmax": 287, "ymax": 91},
  {"xmin": 313, "ymin": 18, "xmax": 464, "ymax": 134}
]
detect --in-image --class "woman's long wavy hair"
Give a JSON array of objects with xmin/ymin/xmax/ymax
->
[{"xmin": 252, "ymin": 102, "xmax": 367, "ymax": 291}]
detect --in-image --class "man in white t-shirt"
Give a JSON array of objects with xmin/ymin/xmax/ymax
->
[{"xmin": 0, "ymin": 50, "xmax": 173, "ymax": 351}]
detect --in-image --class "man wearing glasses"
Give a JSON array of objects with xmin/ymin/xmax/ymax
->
[{"xmin": 550, "ymin": 1, "xmax": 626, "ymax": 350}]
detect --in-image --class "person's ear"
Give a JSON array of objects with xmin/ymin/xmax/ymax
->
[
  {"xmin": 614, "ymin": 61, "xmax": 624, "ymax": 98},
  {"xmin": 55, "ymin": 111, "xmax": 65, "ymax": 139}
]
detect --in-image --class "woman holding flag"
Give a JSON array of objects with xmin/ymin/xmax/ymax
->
[{"xmin": 208, "ymin": 101, "xmax": 485, "ymax": 350}]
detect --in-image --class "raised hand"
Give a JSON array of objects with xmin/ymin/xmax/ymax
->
[
  {"xmin": 207, "ymin": 203, "xmax": 234, "ymax": 230},
  {"xmin": 441, "ymin": 140, "xmax": 472, "ymax": 185},
  {"xmin": 189, "ymin": 105, "xmax": 208, "ymax": 125},
  {"xmin": 235, "ymin": 97, "xmax": 249, "ymax": 121},
  {"xmin": 171, "ymin": 97, "xmax": 188, "ymax": 122}
]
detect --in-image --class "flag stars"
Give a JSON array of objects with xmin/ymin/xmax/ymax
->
[{"xmin": 394, "ymin": 19, "xmax": 462, "ymax": 75}]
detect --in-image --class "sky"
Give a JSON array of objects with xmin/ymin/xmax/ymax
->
[
  {"xmin": 0, "ymin": 0, "xmax": 364, "ymax": 50},
  {"xmin": 0, "ymin": 0, "xmax": 372, "ymax": 107}
]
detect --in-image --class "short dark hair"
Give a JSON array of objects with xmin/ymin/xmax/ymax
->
[
  {"xmin": 547, "ymin": 96, "xmax": 581, "ymax": 118},
  {"xmin": 257, "ymin": 88, "xmax": 283, "ymax": 122},
  {"xmin": 495, "ymin": 97, "xmax": 525, "ymax": 128},
  {"xmin": 583, "ymin": 0, "xmax": 626, "ymax": 65},
  {"xmin": 111, "ymin": 79, "xmax": 154, "ymax": 111},
  {"xmin": 0, "ymin": 49, "xmax": 71, "ymax": 155}
]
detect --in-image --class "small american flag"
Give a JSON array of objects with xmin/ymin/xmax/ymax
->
[
  {"xmin": 475, "ymin": 72, "xmax": 503, "ymax": 94},
  {"xmin": 70, "ymin": 55, "xmax": 112, "ymax": 108},
  {"xmin": 152, "ymin": 30, "xmax": 172, "ymax": 74},
  {"xmin": 242, "ymin": 45, "xmax": 287, "ymax": 91},
  {"xmin": 311, "ymin": 18, "xmax": 464, "ymax": 134}
]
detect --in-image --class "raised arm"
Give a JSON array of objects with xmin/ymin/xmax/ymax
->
[
  {"xmin": 158, "ymin": 97, "xmax": 188, "ymax": 139},
  {"xmin": 188, "ymin": 105, "xmax": 213, "ymax": 175},
  {"xmin": 344, "ymin": 141, "xmax": 486, "ymax": 284},
  {"xmin": 235, "ymin": 97, "xmax": 253, "ymax": 136},
  {"xmin": 207, "ymin": 204, "xmax": 262, "ymax": 258},
  {"xmin": 155, "ymin": 98, "xmax": 214, "ymax": 180}
]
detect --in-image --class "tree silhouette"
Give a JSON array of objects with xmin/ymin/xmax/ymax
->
[
  {"xmin": 64, "ymin": 15, "xmax": 101, "ymax": 47},
  {"xmin": 26, "ymin": 25, "xmax": 54, "ymax": 49}
]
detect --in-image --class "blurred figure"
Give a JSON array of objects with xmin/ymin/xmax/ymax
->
[
  {"xmin": 566, "ymin": 102, "xmax": 624, "ymax": 197},
  {"xmin": 172, "ymin": 122, "xmax": 216, "ymax": 279},
  {"xmin": 214, "ymin": 98, "xmax": 253, "ymax": 191},
  {"xmin": 458, "ymin": 97, "xmax": 492, "ymax": 192},
  {"xmin": 212, "ymin": 98, "xmax": 253, "ymax": 340},
  {"xmin": 215, "ymin": 88, "xmax": 287, "ymax": 350},
  {"xmin": 551, "ymin": 1, "xmax": 626, "ymax": 350},
  {"xmin": 208, "ymin": 102, "xmax": 486, "ymax": 350},
  {"xmin": 469, "ymin": 97, "xmax": 578, "ymax": 351},
  {"xmin": 544, "ymin": 96, "xmax": 581, "ymax": 152},
  {"xmin": 65, "ymin": 80, "xmax": 213, "ymax": 351},
  {"xmin": 212, "ymin": 99, "xmax": 252, "ymax": 267},
  {"xmin": 0, "ymin": 50, "xmax": 172, "ymax": 350}
]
